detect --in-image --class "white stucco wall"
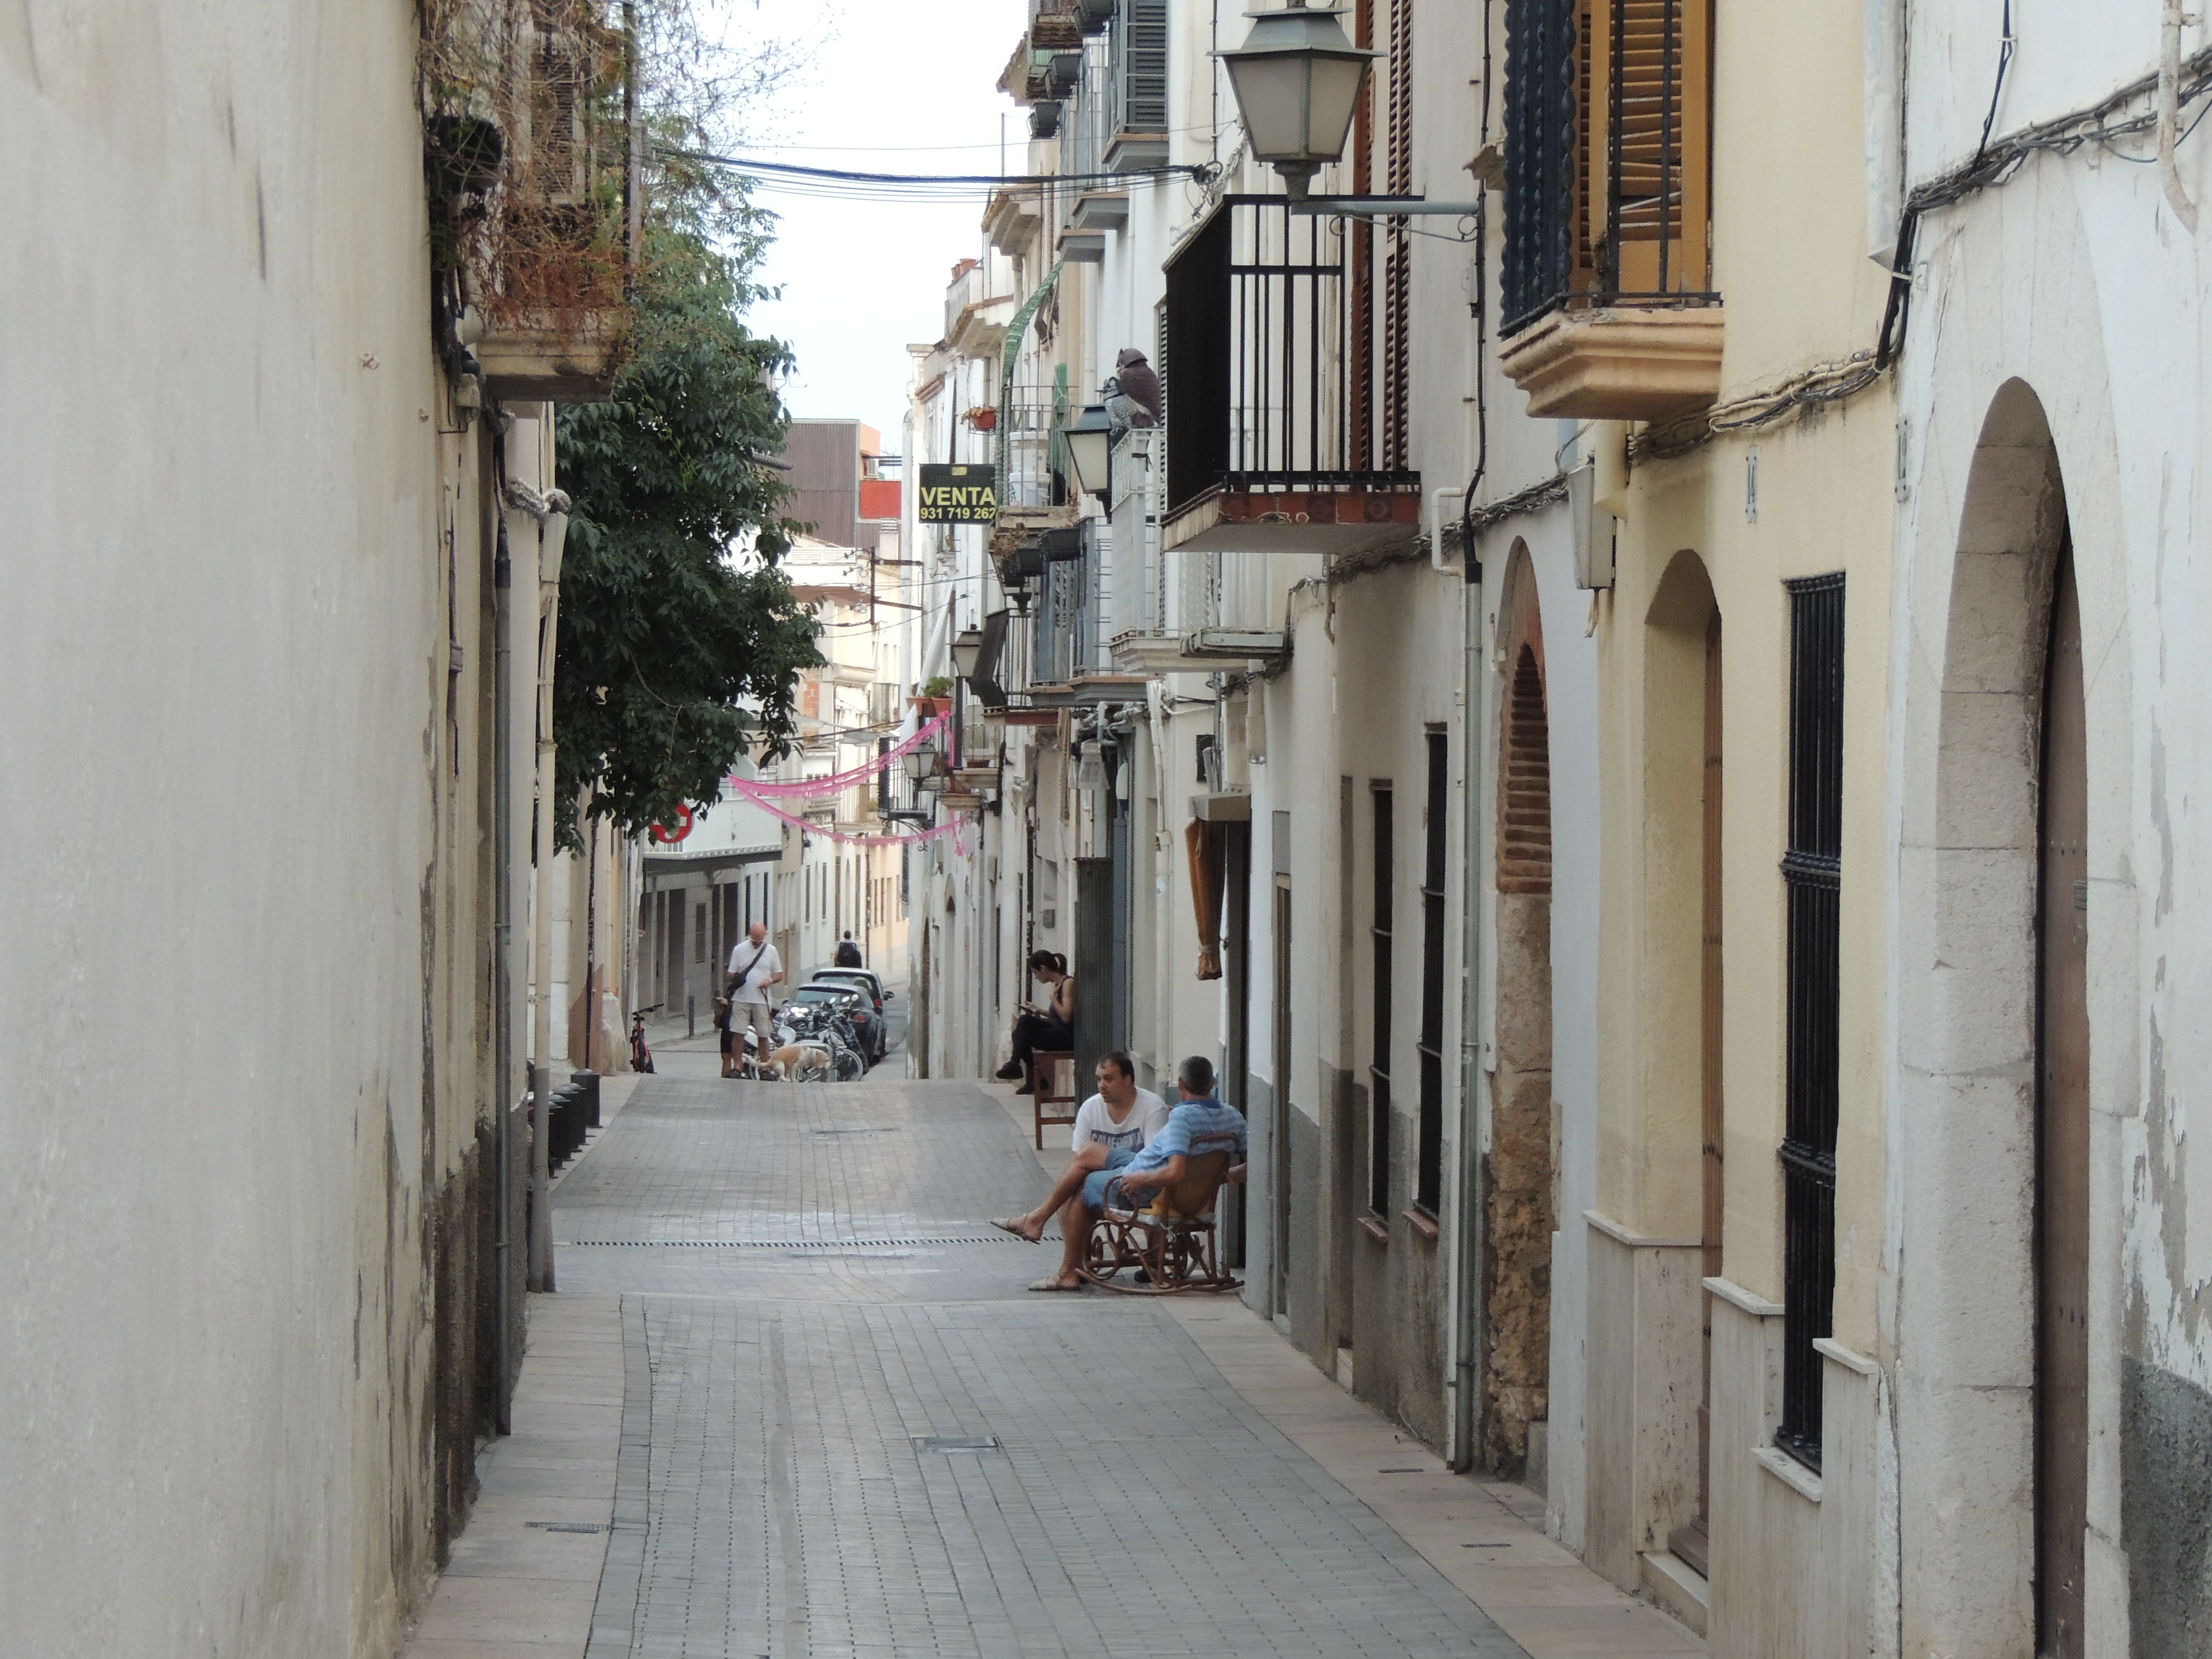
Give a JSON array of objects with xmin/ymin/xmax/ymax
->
[{"xmin": 1, "ymin": 5, "xmax": 474, "ymax": 1653}]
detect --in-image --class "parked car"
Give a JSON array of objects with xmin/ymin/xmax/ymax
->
[
  {"xmin": 779, "ymin": 983, "xmax": 877, "ymax": 1066},
  {"xmin": 811, "ymin": 966, "xmax": 890, "ymax": 1009},
  {"xmin": 809, "ymin": 968, "xmax": 893, "ymax": 1058}
]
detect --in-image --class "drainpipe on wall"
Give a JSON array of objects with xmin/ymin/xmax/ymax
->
[
  {"xmin": 492, "ymin": 508, "xmax": 516, "ymax": 1434},
  {"xmin": 1448, "ymin": 540, "xmax": 1489, "ymax": 1472},
  {"xmin": 504, "ymin": 413, "xmax": 565, "ymax": 1294}
]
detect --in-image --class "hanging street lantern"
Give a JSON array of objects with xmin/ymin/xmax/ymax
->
[
  {"xmin": 950, "ymin": 627, "xmax": 987, "ymax": 683},
  {"xmin": 1058, "ymin": 403, "xmax": 1115, "ymax": 503},
  {"xmin": 1218, "ymin": 1, "xmax": 1380, "ymax": 202}
]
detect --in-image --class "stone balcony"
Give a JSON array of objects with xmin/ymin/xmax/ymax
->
[{"xmin": 1497, "ymin": 305, "xmax": 1726, "ymax": 422}]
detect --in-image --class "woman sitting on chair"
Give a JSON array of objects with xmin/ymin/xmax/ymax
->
[{"xmin": 997, "ymin": 950, "xmax": 1074, "ymax": 1094}]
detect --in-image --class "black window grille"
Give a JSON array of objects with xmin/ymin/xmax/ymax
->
[
  {"xmin": 1778, "ymin": 573, "xmax": 1844, "ymax": 1470},
  {"xmin": 1370, "ymin": 784, "xmax": 1395, "ymax": 1216},
  {"xmin": 1416, "ymin": 731, "xmax": 1448, "ymax": 1215}
]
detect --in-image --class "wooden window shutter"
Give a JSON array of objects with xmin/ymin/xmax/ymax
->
[
  {"xmin": 1586, "ymin": 0, "xmax": 1713, "ymax": 295},
  {"xmin": 1382, "ymin": 0, "xmax": 1413, "ymax": 469},
  {"xmin": 1115, "ymin": 0, "xmax": 1169, "ymax": 135}
]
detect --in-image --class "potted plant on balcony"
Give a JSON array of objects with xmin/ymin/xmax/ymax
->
[
  {"xmin": 420, "ymin": 0, "xmax": 634, "ymax": 401},
  {"xmin": 963, "ymin": 405, "xmax": 999, "ymax": 431}
]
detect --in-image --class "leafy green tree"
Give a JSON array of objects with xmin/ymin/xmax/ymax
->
[{"xmin": 553, "ymin": 157, "xmax": 820, "ymax": 852}]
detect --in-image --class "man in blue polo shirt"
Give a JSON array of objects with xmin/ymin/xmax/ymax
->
[{"xmin": 1026, "ymin": 1054, "xmax": 1247, "ymax": 1292}]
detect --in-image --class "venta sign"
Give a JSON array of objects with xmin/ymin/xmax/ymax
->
[{"xmin": 917, "ymin": 463, "xmax": 998, "ymax": 524}]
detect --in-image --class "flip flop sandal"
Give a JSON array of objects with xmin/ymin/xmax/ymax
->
[
  {"xmin": 990, "ymin": 1216, "xmax": 1038, "ymax": 1240},
  {"xmin": 1027, "ymin": 1276, "xmax": 1083, "ymax": 1292}
]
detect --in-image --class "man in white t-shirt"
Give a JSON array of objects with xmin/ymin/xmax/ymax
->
[
  {"xmin": 990, "ymin": 1051, "xmax": 1166, "ymax": 1246},
  {"xmin": 723, "ymin": 922, "xmax": 783, "ymax": 1064}
]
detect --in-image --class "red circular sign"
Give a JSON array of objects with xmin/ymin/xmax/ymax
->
[{"xmin": 649, "ymin": 804, "xmax": 694, "ymax": 844}]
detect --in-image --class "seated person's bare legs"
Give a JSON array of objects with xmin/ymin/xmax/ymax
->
[{"xmin": 1004, "ymin": 1143, "xmax": 1108, "ymax": 1243}]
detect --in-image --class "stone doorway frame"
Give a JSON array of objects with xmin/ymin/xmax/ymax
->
[{"xmin": 1893, "ymin": 376, "xmax": 2134, "ymax": 1659}]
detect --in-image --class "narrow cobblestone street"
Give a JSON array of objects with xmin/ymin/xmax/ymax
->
[{"xmin": 404, "ymin": 1064, "xmax": 1701, "ymax": 1659}]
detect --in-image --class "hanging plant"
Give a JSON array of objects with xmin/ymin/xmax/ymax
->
[{"xmin": 962, "ymin": 405, "xmax": 998, "ymax": 431}]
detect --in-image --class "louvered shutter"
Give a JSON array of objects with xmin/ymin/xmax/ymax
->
[
  {"xmin": 1587, "ymin": 0, "xmax": 1711, "ymax": 295},
  {"xmin": 1115, "ymin": 0, "xmax": 1169, "ymax": 136},
  {"xmin": 1381, "ymin": 0, "xmax": 1413, "ymax": 469}
]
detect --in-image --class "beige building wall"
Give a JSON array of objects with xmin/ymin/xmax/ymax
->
[{"xmin": 1575, "ymin": 2, "xmax": 1898, "ymax": 1647}]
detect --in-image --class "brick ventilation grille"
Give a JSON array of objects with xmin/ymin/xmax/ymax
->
[{"xmin": 1498, "ymin": 646, "xmax": 1553, "ymax": 896}]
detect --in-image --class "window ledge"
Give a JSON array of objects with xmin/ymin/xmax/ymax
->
[
  {"xmin": 1754, "ymin": 1445, "xmax": 1823, "ymax": 1504},
  {"xmin": 1703, "ymin": 1275, "xmax": 1786, "ymax": 1319},
  {"xmin": 1358, "ymin": 1214, "xmax": 1391, "ymax": 1245},
  {"xmin": 1402, "ymin": 1208, "xmax": 1440, "ymax": 1243},
  {"xmin": 1813, "ymin": 1336, "xmax": 1878, "ymax": 1376}
]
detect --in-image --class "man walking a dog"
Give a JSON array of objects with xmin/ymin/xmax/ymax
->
[{"xmin": 723, "ymin": 922, "xmax": 783, "ymax": 1071}]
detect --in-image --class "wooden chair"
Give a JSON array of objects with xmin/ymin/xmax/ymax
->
[
  {"xmin": 1032, "ymin": 1050, "xmax": 1079, "ymax": 1149},
  {"xmin": 1078, "ymin": 1150, "xmax": 1243, "ymax": 1295}
]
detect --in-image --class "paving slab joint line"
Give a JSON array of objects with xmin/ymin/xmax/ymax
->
[{"xmin": 583, "ymin": 1293, "xmax": 653, "ymax": 1658}]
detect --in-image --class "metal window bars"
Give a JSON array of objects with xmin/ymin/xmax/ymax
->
[
  {"xmin": 1163, "ymin": 197, "xmax": 1420, "ymax": 519},
  {"xmin": 1415, "ymin": 730, "xmax": 1449, "ymax": 1216},
  {"xmin": 1777, "ymin": 573, "xmax": 1845, "ymax": 1470}
]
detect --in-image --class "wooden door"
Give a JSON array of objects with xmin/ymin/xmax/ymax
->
[
  {"xmin": 1669, "ymin": 610, "xmax": 1723, "ymax": 1578},
  {"xmin": 2035, "ymin": 545, "xmax": 2089, "ymax": 1659}
]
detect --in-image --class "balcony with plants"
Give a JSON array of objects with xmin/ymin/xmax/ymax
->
[
  {"xmin": 1497, "ymin": 0, "xmax": 1722, "ymax": 420},
  {"xmin": 420, "ymin": 0, "xmax": 637, "ymax": 403}
]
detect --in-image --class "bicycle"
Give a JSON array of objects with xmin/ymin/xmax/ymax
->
[{"xmin": 629, "ymin": 1005, "xmax": 661, "ymax": 1074}]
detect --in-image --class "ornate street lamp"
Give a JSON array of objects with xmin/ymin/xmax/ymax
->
[
  {"xmin": 1058, "ymin": 404, "xmax": 1115, "ymax": 503},
  {"xmin": 1218, "ymin": 1, "xmax": 1379, "ymax": 202}
]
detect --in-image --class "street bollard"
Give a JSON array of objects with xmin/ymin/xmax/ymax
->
[
  {"xmin": 571, "ymin": 1069, "xmax": 601, "ymax": 1130},
  {"xmin": 686, "ymin": 993, "xmax": 696, "ymax": 1039}
]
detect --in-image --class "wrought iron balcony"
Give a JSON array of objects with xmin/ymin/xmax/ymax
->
[
  {"xmin": 421, "ymin": 0, "xmax": 637, "ymax": 401},
  {"xmin": 1497, "ymin": 0, "xmax": 1722, "ymax": 420},
  {"xmin": 1162, "ymin": 196, "xmax": 1421, "ymax": 554}
]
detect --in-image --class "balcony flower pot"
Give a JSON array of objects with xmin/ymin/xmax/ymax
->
[{"xmin": 964, "ymin": 406, "xmax": 998, "ymax": 431}]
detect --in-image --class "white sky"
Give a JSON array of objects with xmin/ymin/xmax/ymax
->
[{"xmin": 712, "ymin": 0, "xmax": 1030, "ymax": 452}]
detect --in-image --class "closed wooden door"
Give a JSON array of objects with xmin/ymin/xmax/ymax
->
[{"xmin": 2036, "ymin": 545, "xmax": 2089, "ymax": 1659}]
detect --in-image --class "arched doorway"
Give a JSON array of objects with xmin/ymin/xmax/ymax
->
[
  {"xmin": 1899, "ymin": 380, "xmax": 2106, "ymax": 1659},
  {"xmin": 1644, "ymin": 550, "xmax": 1723, "ymax": 1574},
  {"xmin": 1487, "ymin": 547, "xmax": 1554, "ymax": 1473}
]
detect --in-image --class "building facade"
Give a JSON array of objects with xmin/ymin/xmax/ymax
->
[{"xmin": 902, "ymin": 1, "xmax": 2212, "ymax": 1654}]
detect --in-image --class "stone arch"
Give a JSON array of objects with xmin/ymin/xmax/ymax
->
[
  {"xmin": 1487, "ymin": 541, "xmax": 1554, "ymax": 1472},
  {"xmin": 1896, "ymin": 377, "xmax": 2132, "ymax": 1658}
]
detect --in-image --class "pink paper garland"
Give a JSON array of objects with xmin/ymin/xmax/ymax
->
[
  {"xmin": 730, "ymin": 782, "xmax": 969, "ymax": 854},
  {"xmin": 731, "ymin": 711, "xmax": 951, "ymax": 799}
]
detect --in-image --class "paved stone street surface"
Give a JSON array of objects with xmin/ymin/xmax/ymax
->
[{"xmin": 409, "ymin": 1064, "xmax": 1701, "ymax": 1659}]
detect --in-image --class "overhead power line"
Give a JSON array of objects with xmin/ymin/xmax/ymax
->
[{"xmin": 659, "ymin": 145, "xmax": 1210, "ymax": 204}]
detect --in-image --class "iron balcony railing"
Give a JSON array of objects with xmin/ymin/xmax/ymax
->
[
  {"xmin": 1501, "ymin": 0, "xmax": 1718, "ymax": 336},
  {"xmin": 1033, "ymin": 522, "xmax": 1101, "ymax": 684},
  {"xmin": 1163, "ymin": 195, "xmax": 1420, "ymax": 519},
  {"xmin": 1061, "ymin": 35, "xmax": 1114, "ymax": 180},
  {"xmin": 999, "ymin": 391, "xmax": 1073, "ymax": 513}
]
